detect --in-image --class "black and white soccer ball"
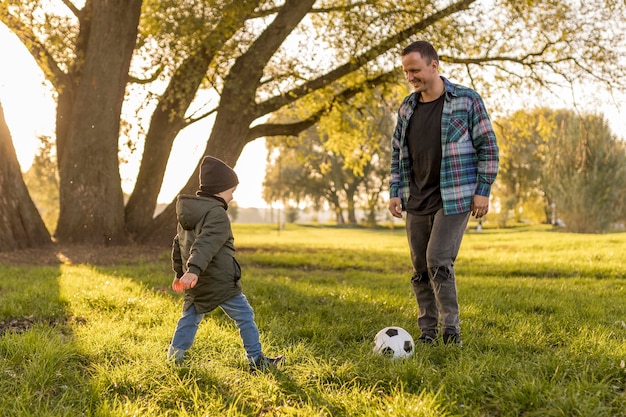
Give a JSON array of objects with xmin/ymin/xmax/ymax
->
[{"xmin": 373, "ymin": 326, "xmax": 415, "ymax": 359}]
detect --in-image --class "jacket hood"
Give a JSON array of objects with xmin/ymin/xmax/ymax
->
[{"xmin": 176, "ymin": 195, "xmax": 224, "ymax": 230}]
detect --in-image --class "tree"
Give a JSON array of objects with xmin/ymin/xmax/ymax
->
[
  {"xmin": 494, "ymin": 108, "xmax": 556, "ymax": 224},
  {"xmin": 262, "ymin": 134, "xmax": 339, "ymax": 221},
  {"xmin": 359, "ymin": 152, "xmax": 392, "ymax": 227},
  {"xmin": 0, "ymin": 102, "xmax": 51, "ymax": 250},
  {"xmin": 2, "ymin": 0, "xmax": 625, "ymax": 244},
  {"xmin": 317, "ymin": 83, "xmax": 400, "ymax": 225},
  {"xmin": 263, "ymin": 81, "xmax": 400, "ymax": 225},
  {"xmin": 2, "ymin": 0, "xmax": 142, "ymax": 244},
  {"xmin": 495, "ymin": 108, "xmax": 626, "ymax": 231},
  {"xmin": 544, "ymin": 111, "xmax": 626, "ymax": 233}
]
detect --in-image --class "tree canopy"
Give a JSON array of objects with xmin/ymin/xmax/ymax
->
[
  {"xmin": 495, "ymin": 108, "xmax": 626, "ymax": 232},
  {"xmin": 263, "ymin": 79, "xmax": 403, "ymax": 225},
  {"xmin": 1, "ymin": 0, "xmax": 625, "ymax": 246}
]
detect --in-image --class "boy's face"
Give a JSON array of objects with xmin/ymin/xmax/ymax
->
[{"xmin": 216, "ymin": 185, "xmax": 237, "ymax": 204}]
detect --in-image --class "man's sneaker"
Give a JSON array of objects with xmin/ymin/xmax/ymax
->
[
  {"xmin": 442, "ymin": 331, "xmax": 462, "ymax": 346},
  {"xmin": 416, "ymin": 333, "xmax": 437, "ymax": 345},
  {"xmin": 249, "ymin": 354, "xmax": 284, "ymax": 374}
]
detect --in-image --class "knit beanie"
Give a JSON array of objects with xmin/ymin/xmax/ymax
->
[{"xmin": 199, "ymin": 156, "xmax": 239, "ymax": 194}]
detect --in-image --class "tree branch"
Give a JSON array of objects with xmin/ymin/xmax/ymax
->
[
  {"xmin": 246, "ymin": 116, "xmax": 321, "ymax": 140},
  {"xmin": 128, "ymin": 65, "xmax": 164, "ymax": 84},
  {"xmin": 246, "ymin": 69, "xmax": 398, "ymax": 141},
  {"xmin": 252, "ymin": 1, "xmax": 371, "ymax": 18},
  {"xmin": 223, "ymin": 0, "xmax": 316, "ymax": 103},
  {"xmin": 255, "ymin": 0, "xmax": 476, "ymax": 117},
  {"xmin": 184, "ymin": 106, "xmax": 218, "ymax": 127},
  {"xmin": 60, "ymin": 0, "xmax": 81, "ymax": 18},
  {"xmin": 2, "ymin": 12, "xmax": 70, "ymax": 89}
]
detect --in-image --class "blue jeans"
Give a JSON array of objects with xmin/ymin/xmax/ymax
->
[
  {"xmin": 406, "ymin": 209, "xmax": 470, "ymax": 336},
  {"xmin": 168, "ymin": 293, "xmax": 262, "ymax": 363}
]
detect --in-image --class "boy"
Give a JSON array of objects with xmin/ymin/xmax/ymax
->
[{"xmin": 168, "ymin": 155, "xmax": 283, "ymax": 373}]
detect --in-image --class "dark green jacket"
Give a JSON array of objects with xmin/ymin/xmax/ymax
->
[{"xmin": 172, "ymin": 194, "xmax": 242, "ymax": 314}]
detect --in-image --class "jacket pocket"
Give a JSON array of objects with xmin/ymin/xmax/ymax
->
[
  {"xmin": 233, "ymin": 257, "xmax": 242, "ymax": 282},
  {"xmin": 447, "ymin": 118, "xmax": 469, "ymax": 143}
]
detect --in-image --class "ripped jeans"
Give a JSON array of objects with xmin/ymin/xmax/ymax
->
[{"xmin": 406, "ymin": 209, "xmax": 470, "ymax": 336}]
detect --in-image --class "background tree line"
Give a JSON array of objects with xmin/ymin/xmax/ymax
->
[
  {"xmin": 495, "ymin": 108, "xmax": 626, "ymax": 233},
  {"xmin": 261, "ymin": 86, "xmax": 626, "ymax": 233},
  {"xmin": 262, "ymin": 81, "xmax": 404, "ymax": 226},
  {"xmin": 16, "ymin": 92, "xmax": 626, "ymax": 235},
  {"xmin": 1, "ymin": 0, "xmax": 625, "ymax": 250}
]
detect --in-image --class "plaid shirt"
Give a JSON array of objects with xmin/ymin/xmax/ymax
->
[{"xmin": 390, "ymin": 77, "xmax": 499, "ymax": 215}]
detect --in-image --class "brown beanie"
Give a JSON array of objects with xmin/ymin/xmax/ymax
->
[{"xmin": 199, "ymin": 156, "xmax": 239, "ymax": 194}]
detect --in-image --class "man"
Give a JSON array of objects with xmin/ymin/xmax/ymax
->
[{"xmin": 388, "ymin": 41, "xmax": 499, "ymax": 346}]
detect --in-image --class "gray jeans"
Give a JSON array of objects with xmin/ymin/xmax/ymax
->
[{"xmin": 406, "ymin": 209, "xmax": 470, "ymax": 336}]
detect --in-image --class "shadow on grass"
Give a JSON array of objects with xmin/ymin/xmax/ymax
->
[{"xmin": 0, "ymin": 262, "xmax": 98, "ymax": 414}]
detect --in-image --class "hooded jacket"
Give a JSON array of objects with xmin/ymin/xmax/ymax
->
[{"xmin": 172, "ymin": 194, "xmax": 242, "ymax": 314}]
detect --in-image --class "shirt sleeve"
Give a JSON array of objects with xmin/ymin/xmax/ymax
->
[
  {"xmin": 389, "ymin": 111, "xmax": 403, "ymax": 199},
  {"xmin": 470, "ymin": 95, "xmax": 499, "ymax": 197}
]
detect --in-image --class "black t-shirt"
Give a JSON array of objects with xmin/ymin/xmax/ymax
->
[{"xmin": 406, "ymin": 93, "xmax": 445, "ymax": 215}]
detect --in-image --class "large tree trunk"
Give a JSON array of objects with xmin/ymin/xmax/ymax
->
[
  {"xmin": 55, "ymin": 0, "xmax": 142, "ymax": 245},
  {"xmin": 0, "ymin": 102, "xmax": 52, "ymax": 251},
  {"xmin": 123, "ymin": 56, "xmax": 203, "ymax": 237},
  {"xmin": 124, "ymin": 1, "xmax": 261, "ymax": 237},
  {"xmin": 138, "ymin": 0, "xmax": 316, "ymax": 244},
  {"xmin": 137, "ymin": 122, "xmax": 252, "ymax": 245},
  {"xmin": 346, "ymin": 189, "xmax": 357, "ymax": 224}
]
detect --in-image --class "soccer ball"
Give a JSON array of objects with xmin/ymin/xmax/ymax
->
[{"xmin": 373, "ymin": 326, "xmax": 415, "ymax": 359}]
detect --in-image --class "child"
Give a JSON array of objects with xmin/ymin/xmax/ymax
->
[{"xmin": 168, "ymin": 155, "xmax": 283, "ymax": 373}]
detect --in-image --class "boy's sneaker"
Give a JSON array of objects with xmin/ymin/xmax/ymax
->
[
  {"xmin": 167, "ymin": 345, "xmax": 185, "ymax": 366},
  {"xmin": 442, "ymin": 331, "xmax": 462, "ymax": 346},
  {"xmin": 249, "ymin": 354, "xmax": 284, "ymax": 374}
]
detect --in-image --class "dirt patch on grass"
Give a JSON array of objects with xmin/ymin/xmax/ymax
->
[
  {"xmin": 0, "ymin": 315, "xmax": 88, "ymax": 336},
  {"xmin": 0, "ymin": 243, "xmax": 170, "ymax": 266},
  {"xmin": 0, "ymin": 244, "xmax": 171, "ymax": 336}
]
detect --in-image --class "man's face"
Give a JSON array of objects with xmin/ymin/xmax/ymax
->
[{"xmin": 401, "ymin": 51, "xmax": 438, "ymax": 93}]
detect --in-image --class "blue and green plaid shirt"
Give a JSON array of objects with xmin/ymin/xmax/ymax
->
[{"xmin": 390, "ymin": 77, "xmax": 499, "ymax": 215}]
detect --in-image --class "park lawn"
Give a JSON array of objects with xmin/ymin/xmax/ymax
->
[{"xmin": 1, "ymin": 224, "xmax": 625, "ymax": 416}]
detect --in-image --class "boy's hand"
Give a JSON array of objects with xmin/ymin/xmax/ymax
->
[
  {"xmin": 172, "ymin": 277, "xmax": 184, "ymax": 293},
  {"xmin": 177, "ymin": 272, "xmax": 199, "ymax": 292}
]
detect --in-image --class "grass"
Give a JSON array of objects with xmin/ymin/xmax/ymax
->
[{"xmin": 1, "ymin": 223, "xmax": 625, "ymax": 416}]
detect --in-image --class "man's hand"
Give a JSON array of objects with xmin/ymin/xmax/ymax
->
[
  {"xmin": 388, "ymin": 197, "xmax": 403, "ymax": 218},
  {"xmin": 471, "ymin": 195, "xmax": 490, "ymax": 218}
]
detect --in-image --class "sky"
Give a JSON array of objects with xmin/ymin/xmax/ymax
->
[{"xmin": 2, "ymin": 24, "xmax": 625, "ymax": 210}]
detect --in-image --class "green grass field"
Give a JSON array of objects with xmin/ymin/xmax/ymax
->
[{"xmin": 1, "ymin": 224, "xmax": 625, "ymax": 416}]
